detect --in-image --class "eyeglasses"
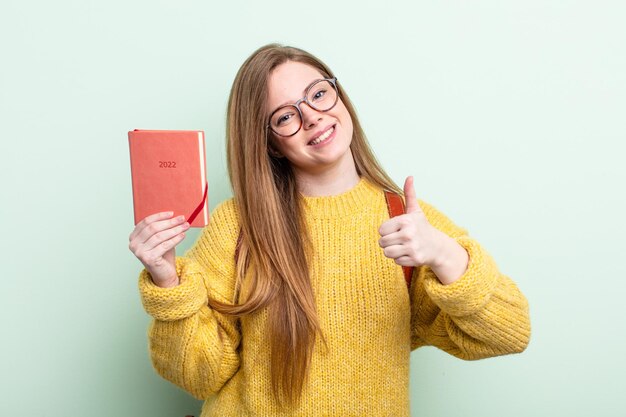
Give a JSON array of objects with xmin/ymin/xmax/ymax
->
[{"xmin": 267, "ymin": 77, "xmax": 339, "ymax": 137}]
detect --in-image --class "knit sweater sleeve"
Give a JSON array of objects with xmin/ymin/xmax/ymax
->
[
  {"xmin": 409, "ymin": 199, "xmax": 531, "ymax": 359},
  {"xmin": 137, "ymin": 199, "xmax": 241, "ymax": 399}
]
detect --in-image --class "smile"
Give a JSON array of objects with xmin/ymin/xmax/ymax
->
[{"xmin": 308, "ymin": 125, "xmax": 335, "ymax": 146}]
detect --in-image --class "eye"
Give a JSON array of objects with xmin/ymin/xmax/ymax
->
[
  {"xmin": 276, "ymin": 112, "xmax": 295, "ymax": 126},
  {"xmin": 312, "ymin": 88, "xmax": 327, "ymax": 101}
]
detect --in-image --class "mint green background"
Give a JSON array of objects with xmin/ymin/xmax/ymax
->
[{"xmin": 2, "ymin": 1, "xmax": 625, "ymax": 416}]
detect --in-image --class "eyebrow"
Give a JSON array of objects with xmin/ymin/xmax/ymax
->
[{"xmin": 272, "ymin": 78, "xmax": 323, "ymax": 110}]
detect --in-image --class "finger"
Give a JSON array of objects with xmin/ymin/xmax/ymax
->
[
  {"xmin": 136, "ymin": 214, "xmax": 186, "ymax": 246},
  {"xmin": 382, "ymin": 244, "xmax": 410, "ymax": 259},
  {"xmin": 130, "ymin": 211, "xmax": 174, "ymax": 242},
  {"xmin": 145, "ymin": 230, "xmax": 186, "ymax": 260},
  {"xmin": 143, "ymin": 221, "xmax": 190, "ymax": 252},
  {"xmin": 394, "ymin": 256, "xmax": 415, "ymax": 266},
  {"xmin": 378, "ymin": 217, "xmax": 403, "ymax": 237},
  {"xmin": 378, "ymin": 231, "xmax": 409, "ymax": 248},
  {"xmin": 403, "ymin": 176, "xmax": 422, "ymax": 214}
]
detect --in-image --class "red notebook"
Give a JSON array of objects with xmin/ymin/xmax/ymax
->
[{"xmin": 128, "ymin": 129, "xmax": 209, "ymax": 228}]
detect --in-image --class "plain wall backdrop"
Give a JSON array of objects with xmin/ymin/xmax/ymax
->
[{"xmin": 2, "ymin": 1, "xmax": 624, "ymax": 416}]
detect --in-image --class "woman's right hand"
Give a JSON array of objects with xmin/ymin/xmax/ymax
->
[{"xmin": 128, "ymin": 211, "xmax": 190, "ymax": 288}]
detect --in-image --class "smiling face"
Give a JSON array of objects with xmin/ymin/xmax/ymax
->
[{"xmin": 266, "ymin": 61, "xmax": 355, "ymax": 176}]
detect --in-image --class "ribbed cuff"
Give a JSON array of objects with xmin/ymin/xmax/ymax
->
[
  {"xmin": 422, "ymin": 236, "xmax": 498, "ymax": 317},
  {"xmin": 138, "ymin": 257, "xmax": 208, "ymax": 321}
]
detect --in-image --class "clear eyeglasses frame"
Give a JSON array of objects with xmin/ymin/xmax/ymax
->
[{"xmin": 267, "ymin": 77, "xmax": 339, "ymax": 137}]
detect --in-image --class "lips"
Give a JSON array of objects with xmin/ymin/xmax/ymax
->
[{"xmin": 308, "ymin": 125, "xmax": 335, "ymax": 146}]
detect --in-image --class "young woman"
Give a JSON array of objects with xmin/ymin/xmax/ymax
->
[{"xmin": 128, "ymin": 44, "xmax": 531, "ymax": 417}]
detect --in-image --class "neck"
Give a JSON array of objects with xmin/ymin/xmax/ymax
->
[{"xmin": 294, "ymin": 155, "xmax": 360, "ymax": 197}]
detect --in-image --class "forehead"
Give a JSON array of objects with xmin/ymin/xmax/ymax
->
[{"xmin": 267, "ymin": 61, "xmax": 325, "ymax": 109}]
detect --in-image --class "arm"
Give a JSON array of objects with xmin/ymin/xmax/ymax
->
[
  {"xmin": 138, "ymin": 200, "xmax": 241, "ymax": 399},
  {"xmin": 410, "ymin": 200, "xmax": 531, "ymax": 359}
]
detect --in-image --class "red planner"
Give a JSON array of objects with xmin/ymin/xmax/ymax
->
[{"xmin": 128, "ymin": 129, "xmax": 209, "ymax": 228}]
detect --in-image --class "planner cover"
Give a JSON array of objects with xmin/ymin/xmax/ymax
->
[{"xmin": 128, "ymin": 129, "xmax": 209, "ymax": 228}]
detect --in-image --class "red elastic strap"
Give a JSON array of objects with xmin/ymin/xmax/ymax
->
[
  {"xmin": 187, "ymin": 182, "xmax": 208, "ymax": 225},
  {"xmin": 385, "ymin": 191, "xmax": 414, "ymax": 290}
]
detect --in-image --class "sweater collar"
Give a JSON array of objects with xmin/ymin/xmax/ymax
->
[{"xmin": 300, "ymin": 177, "xmax": 383, "ymax": 219}]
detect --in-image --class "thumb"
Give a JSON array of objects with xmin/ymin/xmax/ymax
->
[{"xmin": 403, "ymin": 176, "xmax": 421, "ymax": 214}]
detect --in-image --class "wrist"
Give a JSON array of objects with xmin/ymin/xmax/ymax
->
[
  {"xmin": 430, "ymin": 236, "xmax": 469, "ymax": 285},
  {"xmin": 430, "ymin": 234, "xmax": 454, "ymax": 269},
  {"xmin": 153, "ymin": 275, "xmax": 180, "ymax": 288}
]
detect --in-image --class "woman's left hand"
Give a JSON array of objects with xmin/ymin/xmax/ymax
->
[{"xmin": 378, "ymin": 176, "xmax": 450, "ymax": 268}]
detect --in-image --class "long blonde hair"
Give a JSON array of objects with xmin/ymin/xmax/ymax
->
[{"xmin": 208, "ymin": 43, "xmax": 402, "ymax": 408}]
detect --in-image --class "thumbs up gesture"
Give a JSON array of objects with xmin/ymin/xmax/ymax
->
[{"xmin": 378, "ymin": 176, "xmax": 449, "ymax": 268}]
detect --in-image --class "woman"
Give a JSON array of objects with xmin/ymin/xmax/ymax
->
[{"xmin": 128, "ymin": 43, "xmax": 531, "ymax": 417}]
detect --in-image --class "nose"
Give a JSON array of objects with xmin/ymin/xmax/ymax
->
[{"xmin": 299, "ymin": 103, "xmax": 322, "ymax": 130}]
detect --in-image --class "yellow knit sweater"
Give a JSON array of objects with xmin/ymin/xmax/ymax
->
[{"xmin": 138, "ymin": 178, "xmax": 531, "ymax": 417}]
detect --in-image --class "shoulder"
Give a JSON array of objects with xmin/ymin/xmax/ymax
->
[
  {"xmin": 210, "ymin": 197, "xmax": 241, "ymax": 231},
  {"xmin": 185, "ymin": 198, "xmax": 241, "ymax": 259},
  {"xmin": 182, "ymin": 198, "xmax": 241, "ymax": 301}
]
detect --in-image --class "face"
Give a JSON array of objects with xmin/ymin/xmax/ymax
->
[{"xmin": 266, "ymin": 61, "xmax": 354, "ymax": 175}]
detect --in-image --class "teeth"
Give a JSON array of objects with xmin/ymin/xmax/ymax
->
[{"xmin": 310, "ymin": 127, "xmax": 334, "ymax": 145}]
